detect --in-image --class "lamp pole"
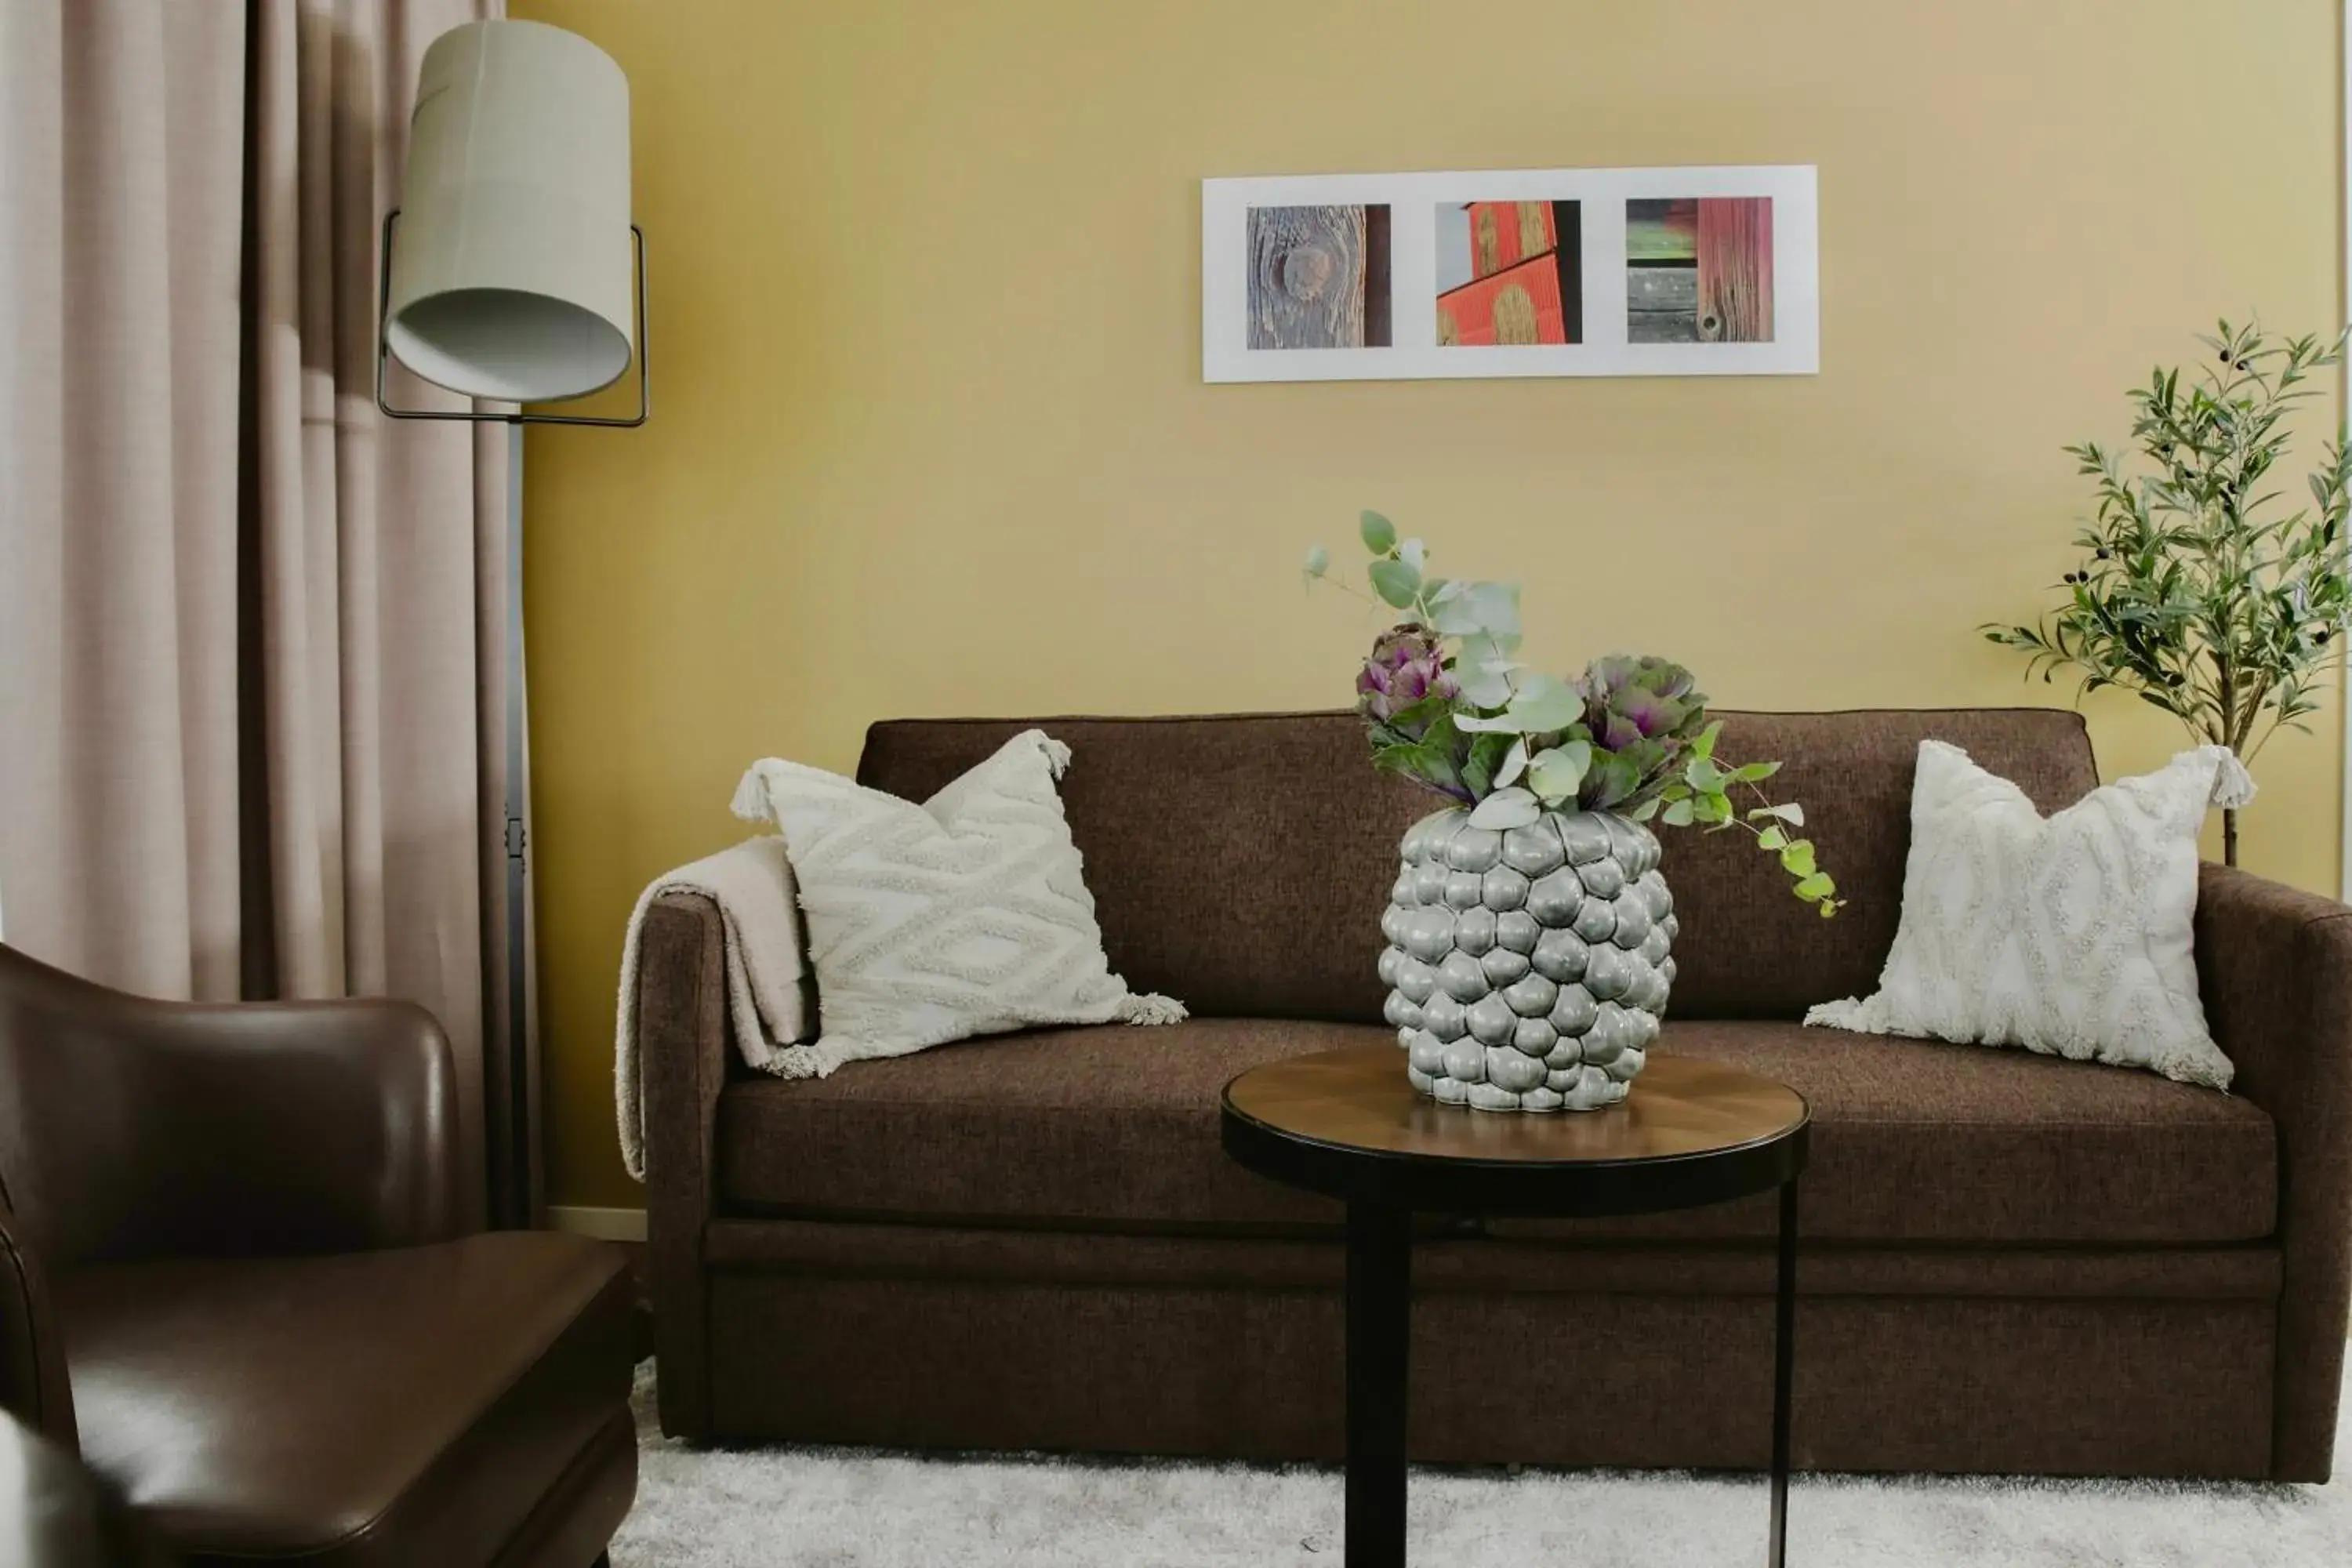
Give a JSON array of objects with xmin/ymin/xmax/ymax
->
[{"xmin": 377, "ymin": 18, "xmax": 646, "ymax": 1227}]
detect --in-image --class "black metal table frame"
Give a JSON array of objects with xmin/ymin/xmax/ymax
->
[{"xmin": 1221, "ymin": 1101, "xmax": 1809, "ymax": 1568}]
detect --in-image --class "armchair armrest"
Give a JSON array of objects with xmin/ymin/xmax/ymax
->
[
  {"xmin": 0, "ymin": 945, "xmax": 463, "ymax": 1272},
  {"xmin": 2194, "ymin": 862, "xmax": 2352, "ymax": 1481},
  {"xmin": 0, "ymin": 1196, "xmax": 74, "ymax": 1443},
  {"xmin": 637, "ymin": 891, "xmax": 728, "ymax": 1438}
]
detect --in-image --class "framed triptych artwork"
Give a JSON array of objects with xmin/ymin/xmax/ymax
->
[{"xmin": 1201, "ymin": 165, "xmax": 1818, "ymax": 382}]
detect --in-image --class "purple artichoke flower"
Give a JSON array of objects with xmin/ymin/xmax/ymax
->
[
  {"xmin": 1577, "ymin": 655, "xmax": 1700, "ymax": 745},
  {"xmin": 1357, "ymin": 626, "xmax": 1457, "ymax": 737},
  {"xmin": 1573, "ymin": 655, "xmax": 1708, "ymax": 808}
]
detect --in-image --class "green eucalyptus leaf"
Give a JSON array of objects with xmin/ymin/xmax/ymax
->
[
  {"xmin": 1467, "ymin": 581, "xmax": 1522, "ymax": 638},
  {"xmin": 1756, "ymin": 825, "xmax": 1788, "ymax": 851},
  {"xmin": 1779, "ymin": 839, "xmax": 1817, "ymax": 877},
  {"xmin": 1627, "ymin": 797, "xmax": 1661, "ymax": 822},
  {"xmin": 1368, "ymin": 558, "xmax": 1421, "ymax": 608},
  {"xmin": 1661, "ymin": 798, "xmax": 1696, "ymax": 827},
  {"xmin": 1794, "ymin": 873, "xmax": 1835, "ymax": 901},
  {"xmin": 1495, "ymin": 736, "xmax": 1530, "ymax": 789},
  {"xmin": 1359, "ymin": 510, "xmax": 1396, "ymax": 554},
  {"xmin": 1684, "ymin": 757, "xmax": 1724, "ymax": 793},
  {"xmin": 1726, "ymin": 760, "xmax": 1782, "ymax": 783},
  {"xmin": 1429, "ymin": 593, "xmax": 1484, "ymax": 636},
  {"xmin": 1525, "ymin": 742, "xmax": 1591, "ymax": 804},
  {"xmin": 1504, "ymin": 673, "xmax": 1583, "ymax": 733},
  {"xmin": 1303, "ymin": 544, "xmax": 1330, "ymax": 579},
  {"xmin": 1692, "ymin": 719, "xmax": 1724, "ymax": 760}
]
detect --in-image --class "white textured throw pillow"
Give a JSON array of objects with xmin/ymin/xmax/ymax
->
[
  {"xmin": 729, "ymin": 729, "xmax": 1184, "ymax": 1078},
  {"xmin": 1805, "ymin": 740, "xmax": 2252, "ymax": 1090}
]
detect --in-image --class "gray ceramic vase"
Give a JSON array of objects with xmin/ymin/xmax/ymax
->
[{"xmin": 1378, "ymin": 804, "xmax": 1676, "ymax": 1112}]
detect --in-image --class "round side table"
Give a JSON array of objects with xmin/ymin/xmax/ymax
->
[{"xmin": 1221, "ymin": 1045, "xmax": 1810, "ymax": 1568}]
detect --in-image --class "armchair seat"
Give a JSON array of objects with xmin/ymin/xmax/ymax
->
[
  {"xmin": 0, "ymin": 943, "xmax": 638, "ymax": 1565},
  {"xmin": 56, "ymin": 1235, "xmax": 634, "ymax": 1568}
]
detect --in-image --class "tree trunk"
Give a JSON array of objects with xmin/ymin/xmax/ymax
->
[{"xmin": 2223, "ymin": 807, "xmax": 2239, "ymax": 867}]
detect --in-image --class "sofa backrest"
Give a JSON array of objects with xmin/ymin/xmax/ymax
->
[{"xmin": 856, "ymin": 707, "xmax": 2100, "ymax": 1023}]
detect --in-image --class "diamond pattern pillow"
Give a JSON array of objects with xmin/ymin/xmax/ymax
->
[
  {"xmin": 729, "ymin": 729, "xmax": 1184, "ymax": 1078},
  {"xmin": 1804, "ymin": 740, "xmax": 2247, "ymax": 1090}
]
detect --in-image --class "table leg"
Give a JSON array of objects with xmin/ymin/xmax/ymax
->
[
  {"xmin": 1346, "ymin": 1200, "xmax": 1412, "ymax": 1568},
  {"xmin": 1767, "ymin": 1177, "xmax": 1799, "ymax": 1568}
]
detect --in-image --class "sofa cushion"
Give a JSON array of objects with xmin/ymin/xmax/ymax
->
[
  {"xmin": 715, "ymin": 1017, "xmax": 2274, "ymax": 1244},
  {"xmin": 56, "ymin": 1233, "xmax": 635, "ymax": 1567},
  {"xmin": 855, "ymin": 709, "xmax": 2101, "ymax": 1026}
]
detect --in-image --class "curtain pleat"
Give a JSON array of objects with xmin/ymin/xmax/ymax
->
[
  {"xmin": 249, "ymin": 0, "xmax": 509, "ymax": 1225},
  {"xmin": 0, "ymin": 0, "xmax": 246, "ymax": 1000},
  {"xmin": 0, "ymin": 0, "xmax": 521, "ymax": 1229}
]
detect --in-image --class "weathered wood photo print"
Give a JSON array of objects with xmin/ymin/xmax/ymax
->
[
  {"xmin": 1626, "ymin": 197, "xmax": 1773, "ymax": 343},
  {"xmin": 1203, "ymin": 165, "xmax": 1815, "ymax": 382},
  {"xmin": 1247, "ymin": 205, "xmax": 1391, "ymax": 349},
  {"xmin": 1436, "ymin": 201, "xmax": 1582, "ymax": 346}
]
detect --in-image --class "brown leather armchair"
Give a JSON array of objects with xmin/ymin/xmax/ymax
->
[{"xmin": 0, "ymin": 943, "xmax": 637, "ymax": 1567}]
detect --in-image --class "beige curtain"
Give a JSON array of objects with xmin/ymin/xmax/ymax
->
[
  {"xmin": 0, "ymin": 0, "xmax": 525, "ymax": 1228},
  {"xmin": 0, "ymin": 0, "xmax": 249, "ymax": 999}
]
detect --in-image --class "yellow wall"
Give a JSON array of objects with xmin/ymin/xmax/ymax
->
[{"xmin": 511, "ymin": 0, "xmax": 2347, "ymax": 1210}]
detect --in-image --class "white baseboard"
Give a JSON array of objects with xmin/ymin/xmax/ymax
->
[{"xmin": 547, "ymin": 1204, "xmax": 648, "ymax": 1243}]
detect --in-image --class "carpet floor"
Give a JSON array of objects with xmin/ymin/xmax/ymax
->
[{"xmin": 612, "ymin": 1365, "xmax": 2352, "ymax": 1566}]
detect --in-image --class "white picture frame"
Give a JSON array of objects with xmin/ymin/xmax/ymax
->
[{"xmin": 1202, "ymin": 165, "xmax": 1819, "ymax": 383}]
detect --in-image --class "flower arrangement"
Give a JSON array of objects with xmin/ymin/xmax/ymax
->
[{"xmin": 1307, "ymin": 513, "xmax": 1842, "ymax": 916}]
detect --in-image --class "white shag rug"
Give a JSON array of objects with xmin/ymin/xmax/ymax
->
[{"xmin": 613, "ymin": 1363, "xmax": 2352, "ymax": 1566}]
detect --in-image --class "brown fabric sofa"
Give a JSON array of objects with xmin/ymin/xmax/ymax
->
[
  {"xmin": 0, "ymin": 946, "xmax": 638, "ymax": 1567},
  {"xmin": 635, "ymin": 709, "xmax": 2352, "ymax": 1481}
]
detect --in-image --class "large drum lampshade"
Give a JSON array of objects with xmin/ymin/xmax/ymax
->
[{"xmin": 385, "ymin": 20, "xmax": 633, "ymax": 403}]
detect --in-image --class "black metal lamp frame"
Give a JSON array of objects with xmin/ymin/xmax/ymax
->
[{"xmin": 374, "ymin": 209, "xmax": 650, "ymax": 426}]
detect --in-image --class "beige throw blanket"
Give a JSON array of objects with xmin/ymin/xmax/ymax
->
[{"xmin": 612, "ymin": 837, "xmax": 815, "ymax": 1180}]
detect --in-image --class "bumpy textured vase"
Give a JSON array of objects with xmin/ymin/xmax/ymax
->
[{"xmin": 1379, "ymin": 807, "xmax": 1676, "ymax": 1112}]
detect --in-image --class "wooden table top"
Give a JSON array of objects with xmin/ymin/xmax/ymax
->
[{"xmin": 1224, "ymin": 1045, "xmax": 1808, "ymax": 1170}]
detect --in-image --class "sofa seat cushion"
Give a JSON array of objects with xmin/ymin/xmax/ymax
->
[
  {"xmin": 720, "ymin": 1017, "xmax": 1367, "ymax": 1229},
  {"xmin": 1493, "ymin": 1020, "xmax": 2275, "ymax": 1244},
  {"xmin": 716, "ymin": 1017, "xmax": 2275, "ymax": 1243},
  {"xmin": 55, "ymin": 1233, "xmax": 636, "ymax": 1567}
]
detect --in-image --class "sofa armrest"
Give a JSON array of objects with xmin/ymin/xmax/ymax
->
[
  {"xmin": 637, "ymin": 892, "xmax": 729, "ymax": 1437},
  {"xmin": 2194, "ymin": 862, "xmax": 2352, "ymax": 1480},
  {"xmin": 0, "ymin": 945, "xmax": 463, "ymax": 1269}
]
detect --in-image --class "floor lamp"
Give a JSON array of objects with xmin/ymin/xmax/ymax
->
[{"xmin": 377, "ymin": 19, "xmax": 648, "ymax": 1228}]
